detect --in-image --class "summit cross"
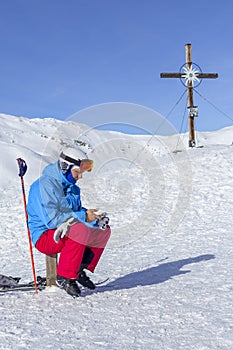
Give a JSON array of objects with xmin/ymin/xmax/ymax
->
[{"xmin": 160, "ymin": 43, "xmax": 218, "ymax": 147}]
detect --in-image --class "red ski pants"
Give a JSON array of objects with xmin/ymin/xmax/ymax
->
[{"xmin": 35, "ymin": 223, "xmax": 111, "ymax": 279}]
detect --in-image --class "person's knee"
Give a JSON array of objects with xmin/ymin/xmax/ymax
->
[{"xmin": 68, "ymin": 222, "xmax": 91, "ymax": 244}]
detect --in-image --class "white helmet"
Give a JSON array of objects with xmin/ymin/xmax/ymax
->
[{"xmin": 59, "ymin": 147, "xmax": 93, "ymax": 173}]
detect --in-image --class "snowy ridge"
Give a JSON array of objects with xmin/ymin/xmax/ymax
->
[{"xmin": 0, "ymin": 113, "xmax": 233, "ymax": 350}]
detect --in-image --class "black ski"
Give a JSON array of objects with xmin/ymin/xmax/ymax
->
[
  {"xmin": 0, "ymin": 284, "xmax": 46, "ymax": 293},
  {"xmin": 95, "ymin": 277, "xmax": 110, "ymax": 285},
  {"xmin": 0, "ymin": 275, "xmax": 46, "ymax": 293},
  {"xmin": 0, "ymin": 274, "xmax": 110, "ymax": 295}
]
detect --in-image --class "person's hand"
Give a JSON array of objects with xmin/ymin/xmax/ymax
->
[
  {"xmin": 86, "ymin": 209, "xmax": 101, "ymax": 222},
  {"xmin": 54, "ymin": 217, "xmax": 77, "ymax": 243}
]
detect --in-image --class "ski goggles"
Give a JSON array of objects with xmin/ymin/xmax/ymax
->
[{"xmin": 78, "ymin": 159, "xmax": 94, "ymax": 172}]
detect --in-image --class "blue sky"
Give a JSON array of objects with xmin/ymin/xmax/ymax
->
[{"xmin": 0, "ymin": 0, "xmax": 233, "ymax": 134}]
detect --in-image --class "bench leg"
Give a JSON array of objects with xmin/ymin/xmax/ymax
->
[{"xmin": 46, "ymin": 254, "xmax": 57, "ymax": 286}]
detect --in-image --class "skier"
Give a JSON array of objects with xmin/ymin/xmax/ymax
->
[{"xmin": 27, "ymin": 148, "xmax": 111, "ymax": 297}]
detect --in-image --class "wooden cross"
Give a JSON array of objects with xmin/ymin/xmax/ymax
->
[{"xmin": 160, "ymin": 43, "xmax": 218, "ymax": 147}]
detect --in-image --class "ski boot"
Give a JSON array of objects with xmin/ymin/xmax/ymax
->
[
  {"xmin": 77, "ymin": 271, "xmax": 95, "ymax": 290},
  {"xmin": 56, "ymin": 275, "xmax": 81, "ymax": 297}
]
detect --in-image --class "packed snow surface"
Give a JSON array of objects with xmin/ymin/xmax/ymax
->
[{"xmin": 0, "ymin": 114, "xmax": 233, "ymax": 349}]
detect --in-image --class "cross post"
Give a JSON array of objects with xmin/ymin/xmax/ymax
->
[{"xmin": 160, "ymin": 43, "xmax": 218, "ymax": 147}]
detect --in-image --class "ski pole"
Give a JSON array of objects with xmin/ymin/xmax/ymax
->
[{"xmin": 16, "ymin": 158, "xmax": 38, "ymax": 294}]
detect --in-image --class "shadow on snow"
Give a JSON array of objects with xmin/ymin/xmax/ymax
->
[{"xmin": 95, "ymin": 254, "xmax": 215, "ymax": 294}]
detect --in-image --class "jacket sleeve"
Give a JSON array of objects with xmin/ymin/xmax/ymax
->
[{"xmin": 34, "ymin": 176, "xmax": 87, "ymax": 228}]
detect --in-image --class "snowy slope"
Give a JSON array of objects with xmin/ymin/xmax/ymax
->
[{"xmin": 0, "ymin": 114, "xmax": 233, "ymax": 350}]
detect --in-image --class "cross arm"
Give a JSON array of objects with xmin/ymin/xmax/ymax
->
[
  {"xmin": 197, "ymin": 73, "xmax": 218, "ymax": 79},
  {"xmin": 160, "ymin": 73, "xmax": 182, "ymax": 78}
]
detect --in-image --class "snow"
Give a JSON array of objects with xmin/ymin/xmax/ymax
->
[{"xmin": 0, "ymin": 113, "xmax": 233, "ymax": 349}]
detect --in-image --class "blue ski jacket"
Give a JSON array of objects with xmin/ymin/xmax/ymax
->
[{"xmin": 27, "ymin": 161, "xmax": 98, "ymax": 246}]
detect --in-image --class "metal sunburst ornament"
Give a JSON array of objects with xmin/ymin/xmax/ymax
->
[{"xmin": 179, "ymin": 62, "xmax": 202, "ymax": 88}]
